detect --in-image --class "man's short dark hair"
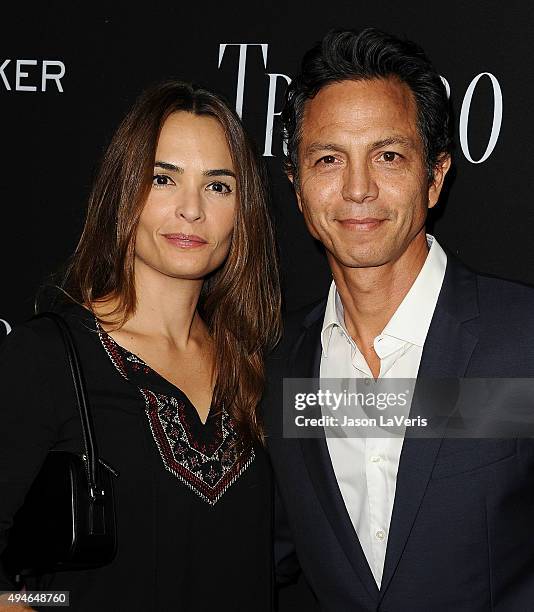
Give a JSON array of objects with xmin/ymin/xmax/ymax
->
[{"xmin": 282, "ymin": 27, "xmax": 452, "ymax": 185}]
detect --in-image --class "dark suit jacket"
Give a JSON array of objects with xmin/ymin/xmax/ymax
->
[{"xmin": 264, "ymin": 255, "xmax": 534, "ymax": 612}]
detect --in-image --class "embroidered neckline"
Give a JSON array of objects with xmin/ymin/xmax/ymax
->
[{"xmin": 95, "ymin": 320, "xmax": 254, "ymax": 505}]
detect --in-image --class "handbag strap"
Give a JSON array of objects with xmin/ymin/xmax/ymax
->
[{"xmin": 34, "ymin": 311, "xmax": 103, "ymax": 501}]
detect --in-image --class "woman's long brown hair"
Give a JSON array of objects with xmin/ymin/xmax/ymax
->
[{"xmin": 63, "ymin": 81, "xmax": 281, "ymax": 445}]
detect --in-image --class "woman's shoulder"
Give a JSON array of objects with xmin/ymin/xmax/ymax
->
[
  {"xmin": 0, "ymin": 316, "xmax": 59, "ymax": 355},
  {"xmin": 0, "ymin": 303, "xmax": 95, "ymax": 366},
  {"xmin": 0, "ymin": 304, "xmax": 100, "ymax": 427}
]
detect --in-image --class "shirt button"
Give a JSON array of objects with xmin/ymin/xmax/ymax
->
[
  {"xmin": 370, "ymin": 455, "xmax": 382, "ymax": 463},
  {"xmin": 364, "ymin": 378, "xmax": 371, "ymax": 386},
  {"xmin": 375, "ymin": 529, "xmax": 386, "ymax": 541}
]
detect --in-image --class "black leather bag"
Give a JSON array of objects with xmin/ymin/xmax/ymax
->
[{"xmin": 2, "ymin": 312, "xmax": 118, "ymax": 576}]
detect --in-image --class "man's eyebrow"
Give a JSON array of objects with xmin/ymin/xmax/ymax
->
[
  {"xmin": 303, "ymin": 137, "xmax": 416, "ymax": 156},
  {"xmin": 153, "ymin": 162, "xmax": 235, "ymax": 179},
  {"xmin": 370, "ymin": 136, "xmax": 415, "ymax": 149},
  {"xmin": 304, "ymin": 142, "xmax": 341, "ymax": 156}
]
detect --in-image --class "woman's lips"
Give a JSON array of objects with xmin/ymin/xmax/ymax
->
[
  {"xmin": 337, "ymin": 218, "xmax": 386, "ymax": 231},
  {"xmin": 163, "ymin": 233, "xmax": 208, "ymax": 248}
]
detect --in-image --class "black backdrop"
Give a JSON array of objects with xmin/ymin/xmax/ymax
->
[
  {"xmin": 1, "ymin": 2, "xmax": 533, "ymax": 607},
  {"xmin": 2, "ymin": 0, "xmax": 533, "ymax": 339}
]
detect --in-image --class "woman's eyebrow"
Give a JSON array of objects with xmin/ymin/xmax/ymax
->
[
  {"xmin": 154, "ymin": 162, "xmax": 235, "ymax": 179},
  {"xmin": 154, "ymin": 161, "xmax": 183, "ymax": 172},
  {"xmin": 202, "ymin": 169, "xmax": 236, "ymax": 178}
]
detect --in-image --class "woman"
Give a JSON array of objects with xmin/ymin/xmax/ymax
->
[{"xmin": 0, "ymin": 81, "xmax": 281, "ymax": 611}]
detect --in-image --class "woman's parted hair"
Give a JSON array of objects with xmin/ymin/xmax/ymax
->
[
  {"xmin": 64, "ymin": 80, "xmax": 281, "ymax": 445},
  {"xmin": 282, "ymin": 27, "xmax": 453, "ymax": 186}
]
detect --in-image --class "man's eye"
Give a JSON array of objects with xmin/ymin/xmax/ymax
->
[
  {"xmin": 318, "ymin": 155, "xmax": 337, "ymax": 165},
  {"xmin": 152, "ymin": 174, "xmax": 175, "ymax": 188},
  {"xmin": 207, "ymin": 181, "xmax": 232, "ymax": 195},
  {"xmin": 381, "ymin": 151, "xmax": 399, "ymax": 162}
]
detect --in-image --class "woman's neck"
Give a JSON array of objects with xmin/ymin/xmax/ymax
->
[{"xmin": 95, "ymin": 257, "xmax": 208, "ymax": 349}]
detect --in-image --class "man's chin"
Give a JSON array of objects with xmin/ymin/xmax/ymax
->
[
  {"xmin": 330, "ymin": 248, "xmax": 393, "ymax": 270},
  {"xmin": 344, "ymin": 259, "xmax": 390, "ymax": 270}
]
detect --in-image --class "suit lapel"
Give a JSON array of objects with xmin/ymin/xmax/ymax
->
[
  {"xmin": 293, "ymin": 310, "xmax": 380, "ymax": 600},
  {"xmin": 379, "ymin": 257, "xmax": 480, "ymax": 598}
]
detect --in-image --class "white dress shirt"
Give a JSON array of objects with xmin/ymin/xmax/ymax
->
[{"xmin": 319, "ymin": 235, "xmax": 447, "ymax": 587}]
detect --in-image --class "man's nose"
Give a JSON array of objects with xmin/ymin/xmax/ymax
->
[{"xmin": 341, "ymin": 160, "xmax": 379, "ymax": 203}]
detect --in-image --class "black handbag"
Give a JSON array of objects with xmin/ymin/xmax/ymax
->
[{"xmin": 2, "ymin": 312, "xmax": 118, "ymax": 576}]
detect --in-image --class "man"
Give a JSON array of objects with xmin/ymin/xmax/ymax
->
[{"xmin": 264, "ymin": 27, "xmax": 534, "ymax": 611}]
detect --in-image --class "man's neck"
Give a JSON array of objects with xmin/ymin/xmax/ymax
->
[{"xmin": 329, "ymin": 231, "xmax": 430, "ymax": 355}]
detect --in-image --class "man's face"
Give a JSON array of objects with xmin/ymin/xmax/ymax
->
[{"xmin": 294, "ymin": 78, "xmax": 450, "ymax": 271}]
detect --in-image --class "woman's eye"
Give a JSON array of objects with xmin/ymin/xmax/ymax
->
[
  {"xmin": 207, "ymin": 181, "xmax": 232, "ymax": 195},
  {"xmin": 152, "ymin": 174, "xmax": 175, "ymax": 188}
]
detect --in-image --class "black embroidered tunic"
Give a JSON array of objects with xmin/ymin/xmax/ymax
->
[{"xmin": 0, "ymin": 303, "xmax": 273, "ymax": 611}]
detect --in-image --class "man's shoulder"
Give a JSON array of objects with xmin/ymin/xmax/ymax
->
[
  {"xmin": 475, "ymin": 270, "xmax": 534, "ymax": 303},
  {"xmin": 283, "ymin": 297, "xmax": 328, "ymax": 333},
  {"xmin": 476, "ymin": 274, "xmax": 534, "ymax": 341},
  {"xmin": 445, "ymin": 255, "xmax": 534, "ymax": 338},
  {"xmin": 268, "ymin": 297, "xmax": 327, "ymax": 362},
  {"xmin": 446, "ymin": 254, "xmax": 534, "ymax": 309}
]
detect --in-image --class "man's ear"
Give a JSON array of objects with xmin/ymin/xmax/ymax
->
[
  {"xmin": 428, "ymin": 153, "xmax": 452, "ymax": 209},
  {"xmin": 287, "ymin": 171, "xmax": 303, "ymax": 213}
]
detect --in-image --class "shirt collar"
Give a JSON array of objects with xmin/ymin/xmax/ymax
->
[
  {"xmin": 382, "ymin": 235, "xmax": 446, "ymax": 347},
  {"xmin": 321, "ymin": 280, "xmax": 344, "ymax": 357},
  {"xmin": 320, "ymin": 234, "xmax": 447, "ymax": 354}
]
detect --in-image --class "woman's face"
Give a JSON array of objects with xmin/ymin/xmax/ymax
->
[{"xmin": 135, "ymin": 111, "xmax": 237, "ymax": 282}]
